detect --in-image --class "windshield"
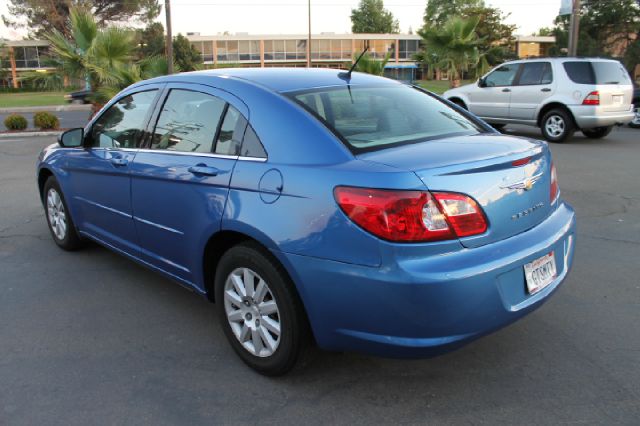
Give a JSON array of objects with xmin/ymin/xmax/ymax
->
[
  {"xmin": 288, "ymin": 85, "xmax": 484, "ymax": 153},
  {"xmin": 563, "ymin": 61, "xmax": 631, "ymax": 85}
]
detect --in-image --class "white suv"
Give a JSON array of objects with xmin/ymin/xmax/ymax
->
[{"xmin": 443, "ymin": 58, "xmax": 635, "ymax": 142}]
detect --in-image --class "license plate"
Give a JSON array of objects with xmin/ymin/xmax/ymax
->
[
  {"xmin": 612, "ymin": 95, "xmax": 624, "ymax": 105},
  {"xmin": 524, "ymin": 252, "xmax": 557, "ymax": 295}
]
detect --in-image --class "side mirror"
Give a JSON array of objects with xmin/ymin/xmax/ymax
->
[
  {"xmin": 478, "ymin": 77, "xmax": 487, "ymax": 88},
  {"xmin": 58, "ymin": 128, "xmax": 84, "ymax": 148}
]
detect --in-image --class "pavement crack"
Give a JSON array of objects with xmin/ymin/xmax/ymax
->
[{"xmin": 582, "ymin": 234, "xmax": 640, "ymax": 246}]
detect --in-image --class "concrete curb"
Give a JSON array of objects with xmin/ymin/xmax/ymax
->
[
  {"xmin": 0, "ymin": 131, "xmax": 61, "ymax": 138},
  {"xmin": 0, "ymin": 105, "xmax": 92, "ymax": 113}
]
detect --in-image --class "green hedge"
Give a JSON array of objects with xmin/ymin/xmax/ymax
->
[
  {"xmin": 3, "ymin": 114, "xmax": 28, "ymax": 130},
  {"xmin": 33, "ymin": 111, "xmax": 60, "ymax": 130}
]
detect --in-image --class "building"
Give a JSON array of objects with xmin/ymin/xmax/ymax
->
[
  {"xmin": 187, "ymin": 33, "xmax": 422, "ymax": 69},
  {"xmin": 514, "ymin": 36, "xmax": 556, "ymax": 58},
  {"xmin": 0, "ymin": 39, "xmax": 53, "ymax": 88}
]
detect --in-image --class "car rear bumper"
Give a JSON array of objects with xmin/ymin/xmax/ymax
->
[
  {"xmin": 280, "ymin": 201, "xmax": 576, "ymax": 358},
  {"xmin": 569, "ymin": 105, "xmax": 635, "ymax": 128}
]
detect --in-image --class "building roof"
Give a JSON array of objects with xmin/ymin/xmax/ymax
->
[
  {"xmin": 187, "ymin": 33, "xmax": 422, "ymax": 41},
  {"xmin": 514, "ymin": 35, "xmax": 556, "ymax": 43}
]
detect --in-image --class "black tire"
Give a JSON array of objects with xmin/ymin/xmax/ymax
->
[
  {"xmin": 214, "ymin": 242, "xmax": 311, "ymax": 376},
  {"xmin": 42, "ymin": 176, "xmax": 83, "ymax": 250},
  {"xmin": 449, "ymin": 99, "xmax": 467, "ymax": 110},
  {"xmin": 630, "ymin": 108, "xmax": 640, "ymax": 128},
  {"xmin": 582, "ymin": 126, "xmax": 613, "ymax": 139},
  {"xmin": 540, "ymin": 109, "xmax": 575, "ymax": 143}
]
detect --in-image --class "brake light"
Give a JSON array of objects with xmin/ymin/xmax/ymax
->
[
  {"xmin": 512, "ymin": 157, "xmax": 531, "ymax": 167},
  {"xmin": 432, "ymin": 192, "xmax": 488, "ymax": 237},
  {"xmin": 334, "ymin": 187, "xmax": 487, "ymax": 242},
  {"xmin": 550, "ymin": 162, "xmax": 559, "ymax": 202},
  {"xmin": 583, "ymin": 91, "xmax": 600, "ymax": 105}
]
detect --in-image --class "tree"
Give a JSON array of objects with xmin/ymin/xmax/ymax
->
[
  {"xmin": 421, "ymin": 0, "xmax": 515, "ymax": 73},
  {"xmin": 353, "ymin": 52, "xmax": 391, "ymax": 75},
  {"xmin": 135, "ymin": 22, "xmax": 166, "ymax": 59},
  {"xmin": 2, "ymin": 0, "xmax": 161, "ymax": 38},
  {"xmin": 351, "ymin": 0, "xmax": 399, "ymax": 34},
  {"xmin": 548, "ymin": 0, "xmax": 640, "ymax": 58},
  {"xmin": 45, "ymin": 8, "xmax": 135, "ymax": 97},
  {"xmin": 419, "ymin": 16, "xmax": 482, "ymax": 86},
  {"xmin": 423, "ymin": 0, "xmax": 484, "ymax": 29},
  {"xmin": 172, "ymin": 34, "xmax": 201, "ymax": 72}
]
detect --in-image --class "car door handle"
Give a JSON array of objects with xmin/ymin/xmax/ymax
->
[
  {"xmin": 110, "ymin": 157, "xmax": 128, "ymax": 167},
  {"xmin": 502, "ymin": 88, "xmax": 511, "ymax": 93},
  {"xmin": 541, "ymin": 88, "xmax": 552, "ymax": 92},
  {"xmin": 188, "ymin": 165, "xmax": 219, "ymax": 176}
]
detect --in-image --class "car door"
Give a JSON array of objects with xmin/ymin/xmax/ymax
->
[
  {"xmin": 508, "ymin": 62, "xmax": 554, "ymax": 121},
  {"xmin": 64, "ymin": 87, "xmax": 161, "ymax": 254},
  {"xmin": 468, "ymin": 63, "xmax": 521, "ymax": 119},
  {"xmin": 129, "ymin": 84, "xmax": 249, "ymax": 287}
]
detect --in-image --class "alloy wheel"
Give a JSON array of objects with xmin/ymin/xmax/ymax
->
[
  {"xmin": 223, "ymin": 267, "xmax": 281, "ymax": 357},
  {"xmin": 47, "ymin": 188, "xmax": 67, "ymax": 240},
  {"xmin": 545, "ymin": 115, "xmax": 565, "ymax": 138}
]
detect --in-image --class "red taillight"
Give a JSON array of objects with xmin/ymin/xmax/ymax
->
[
  {"xmin": 583, "ymin": 91, "xmax": 600, "ymax": 106},
  {"xmin": 550, "ymin": 162, "xmax": 559, "ymax": 202},
  {"xmin": 334, "ymin": 187, "xmax": 487, "ymax": 242},
  {"xmin": 432, "ymin": 192, "xmax": 488, "ymax": 237}
]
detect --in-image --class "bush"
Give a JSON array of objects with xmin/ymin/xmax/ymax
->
[
  {"xmin": 33, "ymin": 112, "xmax": 60, "ymax": 130},
  {"xmin": 3, "ymin": 114, "xmax": 28, "ymax": 131}
]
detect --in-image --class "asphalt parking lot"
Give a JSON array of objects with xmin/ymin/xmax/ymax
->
[{"xmin": 1, "ymin": 126, "xmax": 639, "ymax": 424}]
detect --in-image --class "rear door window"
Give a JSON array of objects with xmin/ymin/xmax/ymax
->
[
  {"xmin": 517, "ymin": 62, "xmax": 553, "ymax": 86},
  {"xmin": 150, "ymin": 89, "xmax": 226, "ymax": 153}
]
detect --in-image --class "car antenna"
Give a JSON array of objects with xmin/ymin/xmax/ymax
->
[
  {"xmin": 339, "ymin": 46, "xmax": 369, "ymax": 81},
  {"xmin": 339, "ymin": 46, "xmax": 369, "ymax": 103}
]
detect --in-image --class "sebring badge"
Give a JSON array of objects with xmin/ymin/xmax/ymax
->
[
  {"xmin": 501, "ymin": 172, "xmax": 543, "ymax": 192},
  {"xmin": 512, "ymin": 202, "xmax": 545, "ymax": 220}
]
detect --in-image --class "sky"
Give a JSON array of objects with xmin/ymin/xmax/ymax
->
[{"xmin": 0, "ymin": 0, "xmax": 563, "ymax": 39}]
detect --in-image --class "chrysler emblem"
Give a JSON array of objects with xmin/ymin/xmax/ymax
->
[{"xmin": 502, "ymin": 173, "xmax": 542, "ymax": 192}]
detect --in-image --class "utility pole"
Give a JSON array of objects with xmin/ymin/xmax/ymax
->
[
  {"xmin": 568, "ymin": 0, "xmax": 581, "ymax": 56},
  {"xmin": 165, "ymin": 0, "xmax": 174, "ymax": 74},
  {"xmin": 307, "ymin": 0, "xmax": 311, "ymax": 68}
]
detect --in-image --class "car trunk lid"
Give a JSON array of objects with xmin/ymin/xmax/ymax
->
[{"xmin": 358, "ymin": 133, "xmax": 554, "ymax": 248}]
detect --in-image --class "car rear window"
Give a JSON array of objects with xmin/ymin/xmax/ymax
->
[
  {"xmin": 288, "ymin": 85, "xmax": 484, "ymax": 153},
  {"xmin": 563, "ymin": 61, "xmax": 631, "ymax": 85}
]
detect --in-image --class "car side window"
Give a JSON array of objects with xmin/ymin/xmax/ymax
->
[
  {"xmin": 240, "ymin": 125, "xmax": 267, "ymax": 159},
  {"xmin": 90, "ymin": 90, "xmax": 157, "ymax": 148},
  {"xmin": 150, "ymin": 89, "xmax": 226, "ymax": 153},
  {"xmin": 214, "ymin": 106, "xmax": 245, "ymax": 156},
  {"xmin": 518, "ymin": 62, "xmax": 553, "ymax": 86},
  {"xmin": 484, "ymin": 64, "xmax": 520, "ymax": 87}
]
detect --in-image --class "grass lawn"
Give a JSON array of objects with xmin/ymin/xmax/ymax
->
[
  {"xmin": 417, "ymin": 80, "xmax": 474, "ymax": 95},
  {"xmin": 0, "ymin": 92, "xmax": 68, "ymax": 108}
]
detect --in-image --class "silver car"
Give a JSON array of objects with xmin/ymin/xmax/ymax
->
[{"xmin": 444, "ymin": 58, "xmax": 635, "ymax": 142}]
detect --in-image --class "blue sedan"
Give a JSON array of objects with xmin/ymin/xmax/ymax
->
[{"xmin": 37, "ymin": 68, "xmax": 576, "ymax": 375}]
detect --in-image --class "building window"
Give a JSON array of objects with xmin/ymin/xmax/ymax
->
[
  {"xmin": 13, "ymin": 46, "xmax": 47, "ymax": 69},
  {"xmin": 369, "ymin": 39, "xmax": 395, "ymax": 59},
  {"xmin": 398, "ymin": 40, "xmax": 419, "ymax": 60}
]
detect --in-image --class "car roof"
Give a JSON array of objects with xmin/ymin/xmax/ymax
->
[
  {"xmin": 148, "ymin": 67, "xmax": 400, "ymax": 93},
  {"xmin": 508, "ymin": 57, "xmax": 622, "ymax": 64}
]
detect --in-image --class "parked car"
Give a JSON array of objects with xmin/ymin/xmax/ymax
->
[
  {"xmin": 444, "ymin": 57, "xmax": 634, "ymax": 142},
  {"xmin": 37, "ymin": 69, "xmax": 576, "ymax": 375},
  {"xmin": 629, "ymin": 82, "xmax": 640, "ymax": 128},
  {"xmin": 64, "ymin": 89, "xmax": 92, "ymax": 104}
]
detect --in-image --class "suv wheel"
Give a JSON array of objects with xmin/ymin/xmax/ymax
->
[
  {"xmin": 582, "ymin": 126, "xmax": 613, "ymax": 139},
  {"xmin": 541, "ymin": 109, "xmax": 574, "ymax": 143},
  {"xmin": 630, "ymin": 108, "xmax": 640, "ymax": 128},
  {"xmin": 215, "ymin": 242, "xmax": 311, "ymax": 376}
]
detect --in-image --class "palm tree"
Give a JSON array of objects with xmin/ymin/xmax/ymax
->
[
  {"xmin": 418, "ymin": 16, "xmax": 483, "ymax": 87},
  {"xmin": 353, "ymin": 52, "xmax": 392, "ymax": 76},
  {"xmin": 45, "ymin": 7, "xmax": 134, "ymax": 100}
]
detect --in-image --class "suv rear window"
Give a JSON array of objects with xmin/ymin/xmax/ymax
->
[
  {"xmin": 288, "ymin": 85, "xmax": 484, "ymax": 153},
  {"xmin": 563, "ymin": 61, "xmax": 631, "ymax": 85}
]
